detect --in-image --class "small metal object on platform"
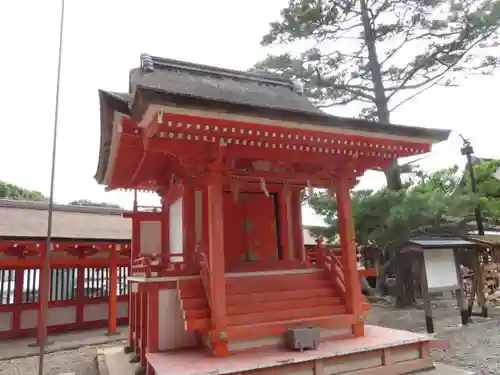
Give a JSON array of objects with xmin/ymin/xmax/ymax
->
[{"xmin": 284, "ymin": 325, "xmax": 320, "ymax": 352}]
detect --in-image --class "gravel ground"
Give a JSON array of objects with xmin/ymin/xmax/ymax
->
[
  {"xmin": 0, "ymin": 342, "xmax": 125, "ymax": 375},
  {"xmin": 1, "ymin": 300, "xmax": 498, "ymax": 375},
  {"xmin": 434, "ymin": 320, "xmax": 500, "ymax": 375},
  {"xmin": 366, "ymin": 298, "xmax": 500, "ymax": 375}
]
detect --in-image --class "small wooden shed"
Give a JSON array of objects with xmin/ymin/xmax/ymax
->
[{"xmin": 399, "ymin": 236, "xmax": 483, "ymax": 333}]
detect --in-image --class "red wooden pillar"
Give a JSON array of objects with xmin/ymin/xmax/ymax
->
[
  {"xmin": 13, "ymin": 268, "xmax": 24, "ymax": 336},
  {"xmin": 146, "ymin": 286, "xmax": 159, "ymax": 375},
  {"xmin": 292, "ymin": 188, "xmax": 305, "ymax": 263},
  {"xmin": 134, "ymin": 288, "xmax": 141, "ymax": 356},
  {"xmin": 129, "ymin": 289, "xmax": 136, "ymax": 349},
  {"xmin": 183, "ymin": 184, "xmax": 195, "ymax": 269},
  {"xmin": 129, "ymin": 199, "xmax": 141, "ymax": 349},
  {"xmin": 207, "ymin": 165, "xmax": 228, "ymax": 356},
  {"xmin": 140, "ymin": 291, "xmax": 148, "ymax": 367},
  {"xmin": 37, "ymin": 243, "xmax": 50, "ymax": 345},
  {"xmin": 278, "ymin": 186, "xmax": 291, "ymax": 261},
  {"xmin": 107, "ymin": 245, "xmax": 118, "ymax": 335},
  {"xmin": 160, "ymin": 195, "xmax": 170, "ymax": 265},
  {"xmin": 336, "ymin": 177, "xmax": 364, "ymax": 337},
  {"xmin": 76, "ymin": 264, "xmax": 85, "ymax": 326}
]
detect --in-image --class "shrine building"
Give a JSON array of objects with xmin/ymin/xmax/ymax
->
[{"xmin": 96, "ymin": 54, "xmax": 451, "ymax": 375}]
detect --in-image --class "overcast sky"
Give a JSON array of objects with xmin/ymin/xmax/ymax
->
[{"xmin": 1, "ymin": 0, "xmax": 499, "ymax": 226}]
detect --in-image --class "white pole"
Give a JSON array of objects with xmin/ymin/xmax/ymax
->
[{"xmin": 39, "ymin": 0, "xmax": 65, "ymax": 374}]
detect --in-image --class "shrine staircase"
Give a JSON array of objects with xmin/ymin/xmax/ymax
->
[{"xmin": 177, "ymin": 267, "xmax": 370, "ymax": 352}]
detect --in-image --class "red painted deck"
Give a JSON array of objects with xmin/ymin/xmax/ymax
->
[{"xmin": 147, "ymin": 325, "xmax": 434, "ymax": 375}]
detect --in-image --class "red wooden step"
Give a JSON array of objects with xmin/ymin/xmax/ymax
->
[
  {"xmin": 227, "ymin": 305, "xmax": 347, "ymax": 326},
  {"xmin": 227, "ymin": 314, "xmax": 357, "ymax": 341},
  {"xmin": 226, "ymin": 296, "xmax": 342, "ymax": 315},
  {"xmin": 226, "ymin": 277, "xmax": 332, "ymax": 295},
  {"xmin": 225, "ymin": 272, "xmax": 328, "ymax": 293},
  {"xmin": 184, "ymin": 308, "xmax": 210, "ymax": 319},
  {"xmin": 180, "ymin": 297, "xmax": 207, "ymax": 310},
  {"xmin": 185, "ymin": 317, "xmax": 210, "ymax": 331},
  {"xmin": 178, "ymin": 283, "xmax": 205, "ymax": 299},
  {"xmin": 227, "ymin": 287, "xmax": 337, "ymax": 305}
]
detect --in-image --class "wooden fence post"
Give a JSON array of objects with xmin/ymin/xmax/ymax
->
[{"xmin": 107, "ymin": 245, "xmax": 118, "ymax": 335}]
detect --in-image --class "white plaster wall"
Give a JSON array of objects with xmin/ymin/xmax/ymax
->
[
  {"xmin": 21, "ymin": 310, "xmax": 38, "ymax": 329},
  {"xmin": 140, "ymin": 221, "xmax": 162, "ymax": 255},
  {"xmin": 84, "ymin": 303, "xmax": 108, "ymax": 322},
  {"xmin": 48, "ymin": 306, "xmax": 76, "ymax": 326},
  {"xmin": 117, "ymin": 301, "xmax": 128, "ymax": 318},
  {"xmin": 20, "ymin": 305, "xmax": 76, "ymax": 329},
  {"xmin": 169, "ymin": 197, "xmax": 184, "ymax": 262},
  {"xmin": 0, "ymin": 312, "xmax": 12, "ymax": 332},
  {"xmin": 158, "ymin": 289, "xmax": 196, "ymax": 351}
]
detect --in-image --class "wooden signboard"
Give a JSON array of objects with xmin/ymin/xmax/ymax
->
[{"xmin": 423, "ymin": 248, "xmax": 459, "ymax": 291}]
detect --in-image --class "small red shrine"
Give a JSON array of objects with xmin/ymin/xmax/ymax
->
[{"xmin": 96, "ymin": 54, "xmax": 450, "ymax": 375}]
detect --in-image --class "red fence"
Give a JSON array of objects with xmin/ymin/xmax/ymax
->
[{"xmin": 0, "ymin": 238, "xmax": 130, "ymax": 341}]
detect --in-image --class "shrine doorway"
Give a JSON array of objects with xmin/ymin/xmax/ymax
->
[{"xmin": 223, "ymin": 191, "xmax": 283, "ymax": 272}]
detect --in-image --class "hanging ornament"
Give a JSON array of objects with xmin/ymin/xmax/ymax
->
[
  {"xmin": 307, "ymin": 180, "xmax": 313, "ymax": 197},
  {"xmin": 260, "ymin": 178, "xmax": 269, "ymax": 197}
]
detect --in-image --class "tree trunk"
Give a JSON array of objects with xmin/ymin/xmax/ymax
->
[
  {"xmin": 394, "ymin": 252, "xmax": 417, "ymax": 308},
  {"xmin": 361, "ymin": 276, "xmax": 376, "ymax": 296},
  {"xmin": 359, "ymin": 0, "xmax": 408, "ymax": 304},
  {"xmin": 359, "ymin": 0, "xmax": 402, "ymax": 191},
  {"xmin": 375, "ymin": 259, "xmax": 389, "ymax": 295}
]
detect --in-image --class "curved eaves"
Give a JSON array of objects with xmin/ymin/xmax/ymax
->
[{"xmin": 94, "ymin": 90, "xmax": 132, "ymax": 184}]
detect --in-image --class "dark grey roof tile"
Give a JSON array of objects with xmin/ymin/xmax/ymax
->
[{"xmin": 129, "ymin": 65, "xmax": 322, "ymax": 115}]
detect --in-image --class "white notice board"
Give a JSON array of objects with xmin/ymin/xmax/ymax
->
[{"xmin": 423, "ymin": 248, "xmax": 459, "ymax": 291}]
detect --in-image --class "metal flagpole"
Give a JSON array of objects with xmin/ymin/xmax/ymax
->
[{"xmin": 39, "ymin": 0, "xmax": 66, "ymax": 374}]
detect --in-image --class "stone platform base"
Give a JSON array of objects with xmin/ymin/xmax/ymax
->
[{"xmin": 147, "ymin": 325, "xmax": 446, "ymax": 375}]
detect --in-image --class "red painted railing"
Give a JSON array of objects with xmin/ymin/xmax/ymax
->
[
  {"xmin": 0, "ymin": 238, "xmax": 130, "ymax": 340},
  {"xmin": 131, "ymin": 253, "xmax": 162, "ymax": 278},
  {"xmin": 195, "ymin": 243, "xmax": 211, "ymax": 307},
  {"xmin": 131, "ymin": 252, "xmax": 194, "ymax": 277},
  {"xmin": 315, "ymin": 239, "xmax": 346, "ymax": 296}
]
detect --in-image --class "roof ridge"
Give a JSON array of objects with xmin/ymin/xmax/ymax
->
[
  {"xmin": 0, "ymin": 199, "xmax": 127, "ymax": 216},
  {"xmin": 139, "ymin": 53, "xmax": 298, "ymax": 91}
]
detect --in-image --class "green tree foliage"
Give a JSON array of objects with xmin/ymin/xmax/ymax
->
[
  {"xmin": 255, "ymin": 0, "xmax": 500, "ymax": 189},
  {"xmin": 308, "ymin": 160, "xmax": 500, "ymax": 304},
  {"xmin": 0, "ymin": 181, "xmax": 46, "ymax": 201},
  {"xmin": 467, "ymin": 159, "xmax": 500, "ymax": 219},
  {"xmin": 69, "ymin": 199, "xmax": 122, "ymax": 209},
  {"xmin": 309, "ymin": 165, "xmax": 482, "ymax": 249}
]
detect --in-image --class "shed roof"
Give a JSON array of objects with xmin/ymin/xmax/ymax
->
[
  {"xmin": 406, "ymin": 237, "xmax": 476, "ymax": 249},
  {"xmin": 0, "ymin": 200, "xmax": 131, "ymax": 241},
  {"xmin": 467, "ymin": 234, "xmax": 500, "ymax": 246}
]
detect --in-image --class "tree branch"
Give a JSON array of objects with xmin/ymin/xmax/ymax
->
[
  {"xmin": 385, "ymin": 28, "xmax": 495, "ymax": 99},
  {"xmin": 315, "ymin": 68, "xmax": 376, "ymax": 101},
  {"xmin": 388, "ymin": 76, "xmax": 445, "ymax": 112}
]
